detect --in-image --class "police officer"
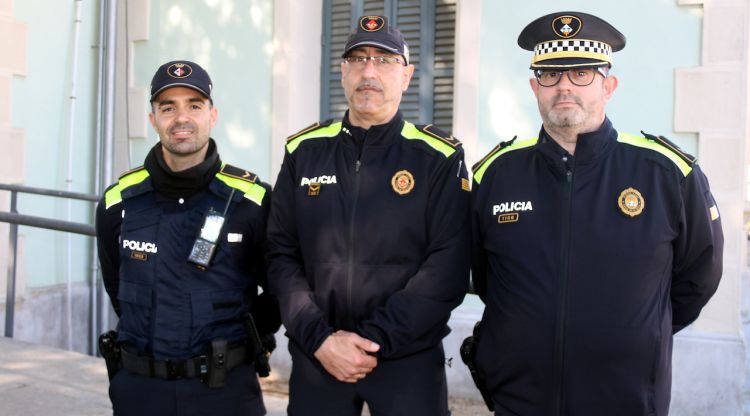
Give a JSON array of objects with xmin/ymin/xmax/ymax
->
[
  {"xmin": 95, "ymin": 60, "xmax": 278, "ymax": 416},
  {"xmin": 267, "ymin": 15, "xmax": 470, "ymax": 416},
  {"xmin": 469, "ymin": 12, "xmax": 723, "ymax": 415}
]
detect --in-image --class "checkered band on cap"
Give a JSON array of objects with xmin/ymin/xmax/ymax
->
[{"xmin": 532, "ymin": 39, "xmax": 613, "ymax": 66}]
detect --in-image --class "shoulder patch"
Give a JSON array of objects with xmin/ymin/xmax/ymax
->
[
  {"xmin": 471, "ymin": 137, "xmax": 517, "ymax": 173},
  {"xmin": 215, "ymin": 166, "xmax": 267, "ymax": 207},
  {"xmin": 617, "ymin": 132, "xmax": 694, "ymax": 177},
  {"xmin": 219, "ymin": 164, "xmax": 258, "ymax": 183},
  {"xmin": 286, "ymin": 120, "xmax": 342, "ymax": 153},
  {"xmin": 641, "ymin": 131, "xmax": 697, "ymax": 165},
  {"xmin": 286, "ymin": 119, "xmax": 334, "ymax": 143},
  {"xmin": 415, "ymin": 124, "xmax": 462, "ymax": 148},
  {"xmin": 105, "ymin": 167, "xmax": 150, "ymax": 209},
  {"xmin": 401, "ymin": 121, "xmax": 457, "ymax": 157},
  {"xmin": 118, "ymin": 165, "xmax": 146, "ymax": 179},
  {"xmin": 472, "ymin": 136, "xmax": 539, "ymax": 184}
]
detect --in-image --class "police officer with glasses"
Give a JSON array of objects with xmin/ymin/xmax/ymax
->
[
  {"xmin": 468, "ymin": 11, "xmax": 723, "ymax": 415},
  {"xmin": 267, "ymin": 15, "xmax": 470, "ymax": 416}
]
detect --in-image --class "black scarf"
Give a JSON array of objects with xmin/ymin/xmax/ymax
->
[{"xmin": 144, "ymin": 139, "xmax": 221, "ymax": 198}]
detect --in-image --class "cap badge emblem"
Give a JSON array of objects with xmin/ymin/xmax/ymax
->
[
  {"xmin": 360, "ymin": 16, "xmax": 385, "ymax": 32},
  {"xmin": 618, "ymin": 187, "xmax": 645, "ymax": 217},
  {"xmin": 391, "ymin": 170, "xmax": 415, "ymax": 195},
  {"xmin": 168, "ymin": 63, "xmax": 192, "ymax": 79},
  {"xmin": 552, "ymin": 15, "xmax": 582, "ymax": 38}
]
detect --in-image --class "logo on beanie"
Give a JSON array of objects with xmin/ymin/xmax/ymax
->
[
  {"xmin": 552, "ymin": 15, "xmax": 582, "ymax": 39},
  {"xmin": 168, "ymin": 63, "xmax": 193, "ymax": 79},
  {"xmin": 360, "ymin": 16, "xmax": 385, "ymax": 32}
]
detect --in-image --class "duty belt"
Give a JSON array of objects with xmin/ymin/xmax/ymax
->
[{"xmin": 120, "ymin": 343, "xmax": 248, "ymax": 381}]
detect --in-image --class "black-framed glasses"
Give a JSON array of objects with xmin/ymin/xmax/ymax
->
[
  {"xmin": 534, "ymin": 67, "xmax": 608, "ymax": 87},
  {"xmin": 343, "ymin": 55, "xmax": 405, "ymax": 69}
]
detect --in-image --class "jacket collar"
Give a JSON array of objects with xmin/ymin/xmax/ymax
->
[
  {"xmin": 341, "ymin": 110, "xmax": 404, "ymax": 147},
  {"xmin": 536, "ymin": 117, "xmax": 616, "ymax": 166}
]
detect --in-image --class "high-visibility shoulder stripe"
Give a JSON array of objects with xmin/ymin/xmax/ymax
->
[
  {"xmin": 286, "ymin": 122, "xmax": 342, "ymax": 153},
  {"xmin": 617, "ymin": 132, "xmax": 692, "ymax": 177},
  {"xmin": 104, "ymin": 168, "xmax": 150, "ymax": 209},
  {"xmin": 215, "ymin": 172, "xmax": 267, "ymax": 206},
  {"xmin": 473, "ymin": 138, "xmax": 538, "ymax": 184},
  {"xmin": 400, "ymin": 121, "xmax": 455, "ymax": 157}
]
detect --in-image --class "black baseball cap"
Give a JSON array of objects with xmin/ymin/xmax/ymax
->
[
  {"xmin": 518, "ymin": 12, "xmax": 626, "ymax": 69},
  {"xmin": 342, "ymin": 15, "xmax": 410, "ymax": 65},
  {"xmin": 149, "ymin": 60, "xmax": 213, "ymax": 102}
]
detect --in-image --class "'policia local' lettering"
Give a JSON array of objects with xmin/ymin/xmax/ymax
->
[
  {"xmin": 300, "ymin": 175, "xmax": 337, "ymax": 186},
  {"xmin": 122, "ymin": 239, "xmax": 158, "ymax": 253},
  {"xmin": 493, "ymin": 201, "xmax": 533, "ymax": 214}
]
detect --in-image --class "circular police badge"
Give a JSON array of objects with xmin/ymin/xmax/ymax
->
[
  {"xmin": 360, "ymin": 16, "xmax": 385, "ymax": 32},
  {"xmin": 552, "ymin": 15, "xmax": 582, "ymax": 39},
  {"xmin": 167, "ymin": 63, "xmax": 192, "ymax": 79},
  {"xmin": 391, "ymin": 170, "xmax": 415, "ymax": 195},
  {"xmin": 618, "ymin": 187, "xmax": 645, "ymax": 217}
]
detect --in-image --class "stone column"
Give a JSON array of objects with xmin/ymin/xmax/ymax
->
[{"xmin": 672, "ymin": 0, "xmax": 747, "ymax": 413}]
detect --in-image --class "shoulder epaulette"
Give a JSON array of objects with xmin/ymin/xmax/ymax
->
[
  {"xmin": 617, "ymin": 131, "xmax": 694, "ymax": 177},
  {"xmin": 472, "ymin": 136, "xmax": 539, "ymax": 184},
  {"xmin": 641, "ymin": 131, "xmax": 697, "ymax": 165},
  {"xmin": 401, "ymin": 121, "xmax": 459, "ymax": 157},
  {"xmin": 218, "ymin": 164, "xmax": 258, "ymax": 183},
  {"xmin": 415, "ymin": 124, "xmax": 462, "ymax": 148},
  {"xmin": 118, "ymin": 165, "xmax": 146, "ymax": 179},
  {"xmin": 286, "ymin": 119, "xmax": 334, "ymax": 143},
  {"xmin": 215, "ymin": 164, "xmax": 267, "ymax": 206},
  {"xmin": 286, "ymin": 119, "xmax": 341, "ymax": 153},
  {"xmin": 105, "ymin": 166, "xmax": 150, "ymax": 209}
]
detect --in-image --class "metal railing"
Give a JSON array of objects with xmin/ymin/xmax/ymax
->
[{"xmin": 0, "ymin": 183, "xmax": 98, "ymax": 349}]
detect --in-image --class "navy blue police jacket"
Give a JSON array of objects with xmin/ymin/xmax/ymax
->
[
  {"xmin": 267, "ymin": 112, "xmax": 470, "ymax": 359},
  {"xmin": 96, "ymin": 144, "xmax": 272, "ymax": 360},
  {"xmin": 470, "ymin": 118, "xmax": 723, "ymax": 416}
]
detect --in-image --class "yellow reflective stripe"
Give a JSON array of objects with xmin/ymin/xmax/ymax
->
[
  {"xmin": 532, "ymin": 50, "xmax": 611, "ymax": 64},
  {"xmin": 400, "ymin": 122, "xmax": 455, "ymax": 157},
  {"xmin": 473, "ymin": 138, "xmax": 538, "ymax": 184},
  {"xmin": 104, "ymin": 169, "xmax": 150, "ymax": 209},
  {"xmin": 286, "ymin": 122, "xmax": 342, "ymax": 153},
  {"xmin": 215, "ymin": 173, "xmax": 267, "ymax": 206},
  {"xmin": 617, "ymin": 132, "xmax": 692, "ymax": 177}
]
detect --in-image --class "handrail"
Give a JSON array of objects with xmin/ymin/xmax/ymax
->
[{"xmin": 0, "ymin": 184, "xmax": 98, "ymax": 352}]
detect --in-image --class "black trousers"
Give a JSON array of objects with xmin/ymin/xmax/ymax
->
[
  {"xmin": 288, "ymin": 341, "xmax": 450, "ymax": 416},
  {"xmin": 109, "ymin": 363, "xmax": 265, "ymax": 416}
]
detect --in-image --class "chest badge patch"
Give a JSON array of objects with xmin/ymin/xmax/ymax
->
[
  {"xmin": 618, "ymin": 187, "xmax": 645, "ymax": 217},
  {"xmin": 391, "ymin": 170, "xmax": 415, "ymax": 195},
  {"xmin": 308, "ymin": 183, "xmax": 321, "ymax": 196}
]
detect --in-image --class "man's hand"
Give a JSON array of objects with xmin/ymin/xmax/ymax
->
[{"xmin": 313, "ymin": 330, "xmax": 380, "ymax": 383}]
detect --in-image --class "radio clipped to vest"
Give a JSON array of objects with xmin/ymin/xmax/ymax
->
[{"xmin": 188, "ymin": 189, "xmax": 235, "ymax": 270}]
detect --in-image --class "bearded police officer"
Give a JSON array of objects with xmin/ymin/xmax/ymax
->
[
  {"xmin": 95, "ymin": 60, "xmax": 279, "ymax": 416},
  {"xmin": 468, "ymin": 12, "xmax": 723, "ymax": 415},
  {"xmin": 267, "ymin": 15, "xmax": 470, "ymax": 416}
]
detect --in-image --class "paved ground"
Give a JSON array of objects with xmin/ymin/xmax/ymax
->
[{"xmin": 0, "ymin": 336, "xmax": 488, "ymax": 415}]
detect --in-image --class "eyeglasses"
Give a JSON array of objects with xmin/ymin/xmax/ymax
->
[
  {"xmin": 343, "ymin": 55, "xmax": 405, "ymax": 69},
  {"xmin": 534, "ymin": 67, "xmax": 608, "ymax": 87}
]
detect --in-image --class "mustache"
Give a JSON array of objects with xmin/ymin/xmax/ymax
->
[
  {"xmin": 169, "ymin": 122, "xmax": 195, "ymax": 133},
  {"xmin": 553, "ymin": 94, "xmax": 583, "ymax": 106},
  {"xmin": 355, "ymin": 80, "xmax": 383, "ymax": 91}
]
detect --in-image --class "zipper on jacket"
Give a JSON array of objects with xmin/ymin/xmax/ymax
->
[
  {"xmin": 346, "ymin": 147, "xmax": 364, "ymax": 330},
  {"xmin": 553, "ymin": 162, "xmax": 574, "ymax": 415}
]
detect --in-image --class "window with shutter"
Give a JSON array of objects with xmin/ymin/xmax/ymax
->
[{"xmin": 321, "ymin": 0, "xmax": 456, "ymax": 133}]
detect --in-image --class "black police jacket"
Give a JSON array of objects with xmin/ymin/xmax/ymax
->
[
  {"xmin": 267, "ymin": 112, "xmax": 470, "ymax": 359},
  {"xmin": 470, "ymin": 118, "xmax": 723, "ymax": 415},
  {"xmin": 96, "ymin": 146, "xmax": 274, "ymax": 360}
]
